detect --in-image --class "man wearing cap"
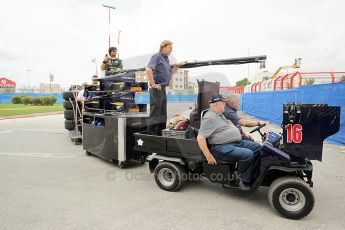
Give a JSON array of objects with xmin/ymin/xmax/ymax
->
[
  {"xmin": 101, "ymin": 47, "xmax": 123, "ymax": 76},
  {"xmin": 224, "ymin": 93, "xmax": 266, "ymax": 140},
  {"xmin": 197, "ymin": 95, "xmax": 262, "ymax": 190},
  {"xmin": 146, "ymin": 40, "xmax": 186, "ymax": 135}
]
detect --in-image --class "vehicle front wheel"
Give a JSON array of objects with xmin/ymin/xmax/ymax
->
[
  {"xmin": 154, "ymin": 162, "xmax": 186, "ymax": 192},
  {"xmin": 268, "ymin": 176, "xmax": 314, "ymax": 219}
]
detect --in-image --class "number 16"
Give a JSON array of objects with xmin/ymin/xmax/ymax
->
[{"xmin": 286, "ymin": 124, "xmax": 303, "ymax": 143}]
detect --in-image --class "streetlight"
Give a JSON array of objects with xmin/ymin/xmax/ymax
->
[
  {"xmin": 247, "ymin": 48, "xmax": 250, "ymax": 80},
  {"xmin": 91, "ymin": 58, "xmax": 98, "ymax": 76},
  {"xmin": 102, "ymin": 4, "xmax": 116, "ymax": 48},
  {"xmin": 26, "ymin": 69, "xmax": 31, "ymax": 92}
]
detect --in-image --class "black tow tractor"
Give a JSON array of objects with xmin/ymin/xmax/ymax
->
[{"xmin": 133, "ymin": 56, "xmax": 341, "ymax": 219}]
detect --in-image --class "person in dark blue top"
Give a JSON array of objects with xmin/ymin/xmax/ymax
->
[
  {"xmin": 146, "ymin": 40, "xmax": 186, "ymax": 135},
  {"xmin": 224, "ymin": 93, "xmax": 266, "ymax": 140}
]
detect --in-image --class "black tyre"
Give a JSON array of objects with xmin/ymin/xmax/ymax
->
[
  {"xmin": 64, "ymin": 120, "xmax": 75, "ymax": 131},
  {"xmin": 268, "ymin": 176, "xmax": 314, "ymax": 219},
  {"xmin": 118, "ymin": 161, "xmax": 128, "ymax": 168},
  {"xmin": 63, "ymin": 100, "xmax": 74, "ymax": 110},
  {"xmin": 64, "ymin": 110, "xmax": 74, "ymax": 120},
  {"xmin": 154, "ymin": 162, "xmax": 186, "ymax": 192},
  {"xmin": 63, "ymin": 91, "xmax": 75, "ymax": 100}
]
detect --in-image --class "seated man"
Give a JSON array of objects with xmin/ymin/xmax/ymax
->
[
  {"xmin": 224, "ymin": 93, "xmax": 266, "ymax": 140},
  {"xmin": 197, "ymin": 95, "xmax": 261, "ymax": 190},
  {"xmin": 77, "ymin": 82, "xmax": 88, "ymax": 112},
  {"xmin": 77, "ymin": 82, "xmax": 88, "ymax": 102}
]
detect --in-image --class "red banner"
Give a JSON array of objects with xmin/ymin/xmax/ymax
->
[{"xmin": 0, "ymin": 77, "xmax": 16, "ymax": 88}]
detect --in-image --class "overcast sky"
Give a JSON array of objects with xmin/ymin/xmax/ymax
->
[{"xmin": 1, "ymin": 0, "xmax": 344, "ymax": 88}]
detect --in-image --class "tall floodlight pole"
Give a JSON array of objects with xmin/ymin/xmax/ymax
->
[
  {"xmin": 26, "ymin": 69, "xmax": 31, "ymax": 92},
  {"xmin": 117, "ymin": 30, "xmax": 121, "ymax": 58},
  {"xmin": 102, "ymin": 4, "xmax": 116, "ymax": 48},
  {"xmin": 92, "ymin": 58, "xmax": 98, "ymax": 76}
]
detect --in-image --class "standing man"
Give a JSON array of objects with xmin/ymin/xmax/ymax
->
[
  {"xmin": 224, "ymin": 93, "xmax": 266, "ymax": 140},
  {"xmin": 146, "ymin": 40, "xmax": 185, "ymax": 135},
  {"xmin": 101, "ymin": 47, "xmax": 123, "ymax": 76}
]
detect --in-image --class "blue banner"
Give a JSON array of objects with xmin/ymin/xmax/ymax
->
[
  {"xmin": 0, "ymin": 93, "xmax": 197, "ymax": 105},
  {"xmin": 241, "ymin": 82, "xmax": 345, "ymax": 145}
]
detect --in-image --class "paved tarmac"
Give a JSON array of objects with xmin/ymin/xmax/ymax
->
[{"xmin": 0, "ymin": 103, "xmax": 344, "ymax": 230}]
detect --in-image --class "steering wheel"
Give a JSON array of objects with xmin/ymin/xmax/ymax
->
[{"xmin": 250, "ymin": 123, "xmax": 266, "ymax": 137}]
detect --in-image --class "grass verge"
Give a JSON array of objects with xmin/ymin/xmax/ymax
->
[{"xmin": 0, "ymin": 104, "xmax": 63, "ymax": 117}]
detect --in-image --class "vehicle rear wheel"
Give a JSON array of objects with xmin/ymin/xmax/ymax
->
[
  {"xmin": 154, "ymin": 162, "xmax": 186, "ymax": 192},
  {"xmin": 268, "ymin": 176, "xmax": 314, "ymax": 219}
]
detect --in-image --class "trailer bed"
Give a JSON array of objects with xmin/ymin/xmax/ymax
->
[{"xmin": 133, "ymin": 132, "xmax": 204, "ymax": 161}]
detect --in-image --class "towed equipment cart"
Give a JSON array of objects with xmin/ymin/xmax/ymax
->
[{"xmin": 82, "ymin": 56, "xmax": 267, "ymax": 167}]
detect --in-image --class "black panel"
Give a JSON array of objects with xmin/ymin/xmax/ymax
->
[
  {"xmin": 190, "ymin": 80, "xmax": 220, "ymax": 129},
  {"xmin": 282, "ymin": 104, "xmax": 340, "ymax": 161},
  {"xmin": 166, "ymin": 138, "xmax": 204, "ymax": 160}
]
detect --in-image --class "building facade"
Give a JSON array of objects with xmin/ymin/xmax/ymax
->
[
  {"xmin": 0, "ymin": 77, "xmax": 16, "ymax": 94},
  {"xmin": 168, "ymin": 69, "xmax": 196, "ymax": 94},
  {"xmin": 39, "ymin": 83, "xmax": 62, "ymax": 94}
]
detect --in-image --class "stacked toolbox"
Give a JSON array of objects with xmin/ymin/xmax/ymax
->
[{"xmin": 82, "ymin": 70, "xmax": 149, "ymax": 167}]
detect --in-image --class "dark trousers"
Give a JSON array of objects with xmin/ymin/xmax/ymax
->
[
  {"xmin": 147, "ymin": 88, "xmax": 167, "ymax": 136},
  {"xmin": 210, "ymin": 140, "xmax": 262, "ymax": 183}
]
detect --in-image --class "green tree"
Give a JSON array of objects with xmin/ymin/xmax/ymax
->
[
  {"xmin": 11, "ymin": 96, "xmax": 22, "ymax": 104},
  {"xmin": 304, "ymin": 78, "xmax": 315, "ymax": 85},
  {"xmin": 22, "ymin": 96, "xmax": 32, "ymax": 105},
  {"xmin": 236, "ymin": 78, "xmax": 251, "ymax": 86},
  {"xmin": 32, "ymin": 97, "xmax": 42, "ymax": 105},
  {"xmin": 340, "ymin": 75, "xmax": 345, "ymax": 82}
]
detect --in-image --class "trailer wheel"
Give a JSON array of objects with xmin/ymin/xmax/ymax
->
[
  {"xmin": 118, "ymin": 161, "xmax": 128, "ymax": 168},
  {"xmin": 268, "ymin": 176, "xmax": 314, "ymax": 219},
  {"xmin": 64, "ymin": 109, "xmax": 74, "ymax": 120},
  {"xmin": 74, "ymin": 139, "xmax": 82, "ymax": 145},
  {"xmin": 154, "ymin": 162, "xmax": 186, "ymax": 192},
  {"xmin": 63, "ymin": 91, "xmax": 75, "ymax": 100},
  {"xmin": 64, "ymin": 120, "xmax": 75, "ymax": 131}
]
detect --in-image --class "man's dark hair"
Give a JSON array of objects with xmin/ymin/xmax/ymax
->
[{"xmin": 108, "ymin": 47, "xmax": 117, "ymax": 53}]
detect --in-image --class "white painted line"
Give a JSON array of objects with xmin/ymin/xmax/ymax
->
[
  {"xmin": 0, "ymin": 152, "xmax": 79, "ymax": 159},
  {"xmin": 0, "ymin": 130, "xmax": 13, "ymax": 134}
]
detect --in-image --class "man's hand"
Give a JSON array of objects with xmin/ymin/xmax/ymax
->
[
  {"xmin": 171, "ymin": 65, "xmax": 179, "ymax": 73},
  {"xmin": 153, "ymin": 83, "xmax": 162, "ymax": 91},
  {"xmin": 175, "ymin": 61, "xmax": 188, "ymax": 67},
  {"xmin": 243, "ymin": 131, "xmax": 254, "ymax": 141},
  {"xmin": 197, "ymin": 135, "xmax": 217, "ymax": 165},
  {"xmin": 103, "ymin": 54, "xmax": 109, "ymax": 63},
  {"xmin": 171, "ymin": 61, "xmax": 188, "ymax": 75},
  {"xmin": 258, "ymin": 121, "xmax": 266, "ymax": 126},
  {"xmin": 206, "ymin": 154, "xmax": 217, "ymax": 165}
]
